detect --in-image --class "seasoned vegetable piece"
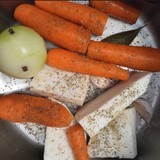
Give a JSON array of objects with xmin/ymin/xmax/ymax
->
[
  {"xmin": 88, "ymin": 41, "xmax": 160, "ymax": 71},
  {"xmin": 47, "ymin": 48, "xmax": 129, "ymax": 81},
  {"xmin": 90, "ymin": 0, "xmax": 140, "ymax": 24},
  {"xmin": 75, "ymin": 72, "xmax": 152, "ymax": 137},
  {"xmin": 35, "ymin": 1, "xmax": 108, "ymax": 35},
  {"xmin": 0, "ymin": 94, "xmax": 73, "ymax": 127},
  {"xmin": 30, "ymin": 65, "xmax": 89, "ymax": 106},
  {"xmin": 88, "ymin": 108, "xmax": 137, "ymax": 159},
  {"xmin": 14, "ymin": 4, "xmax": 91, "ymax": 54},
  {"xmin": 66, "ymin": 124, "xmax": 89, "ymax": 160},
  {"xmin": 44, "ymin": 126, "xmax": 75, "ymax": 160}
]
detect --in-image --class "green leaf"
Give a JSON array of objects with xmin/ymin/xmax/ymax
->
[{"xmin": 102, "ymin": 24, "xmax": 147, "ymax": 45}]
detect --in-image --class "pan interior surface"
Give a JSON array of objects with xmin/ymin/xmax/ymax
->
[{"xmin": 0, "ymin": 1, "xmax": 160, "ymax": 160}]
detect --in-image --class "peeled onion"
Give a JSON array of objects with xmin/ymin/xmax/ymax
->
[{"xmin": 0, "ymin": 25, "xmax": 47, "ymax": 79}]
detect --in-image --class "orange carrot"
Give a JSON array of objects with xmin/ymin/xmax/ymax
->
[
  {"xmin": 14, "ymin": 4, "xmax": 91, "ymax": 54},
  {"xmin": 87, "ymin": 40, "xmax": 160, "ymax": 72},
  {"xmin": 90, "ymin": 0, "xmax": 140, "ymax": 24},
  {"xmin": 35, "ymin": 1, "xmax": 108, "ymax": 36},
  {"xmin": 47, "ymin": 48, "xmax": 129, "ymax": 81},
  {"xmin": 0, "ymin": 94, "xmax": 73, "ymax": 127},
  {"xmin": 66, "ymin": 124, "xmax": 89, "ymax": 160}
]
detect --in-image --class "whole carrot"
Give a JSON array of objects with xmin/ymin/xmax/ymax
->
[
  {"xmin": 47, "ymin": 48, "xmax": 129, "ymax": 81},
  {"xmin": 14, "ymin": 4, "xmax": 91, "ymax": 54},
  {"xmin": 90, "ymin": 0, "xmax": 140, "ymax": 24},
  {"xmin": 35, "ymin": 1, "xmax": 108, "ymax": 36},
  {"xmin": 66, "ymin": 124, "xmax": 89, "ymax": 160},
  {"xmin": 87, "ymin": 40, "xmax": 160, "ymax": 72},
  {"xmin": 0, "ymin": 94, "xmax": 73, "ymax": 127}
]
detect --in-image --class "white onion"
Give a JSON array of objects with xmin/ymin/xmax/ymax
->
[{"xmin": 0, "ymin": 25, "xmax": 47, "ymax": 79}]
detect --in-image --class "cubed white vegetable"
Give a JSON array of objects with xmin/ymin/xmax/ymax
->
[
  {"xmin": 44, "ymin": 126, "xmax": 74, "ymax": 160},
  {"xmin": 75, "ymin": 72, "xmax": 152, "ymax": 137},
  {"xmin": 30, "ymin": 65, "xmax": 89, "ymax": 106},
  {"xmin": 88, "ymin": 108, "xmax": 137, "ymax": 159}
]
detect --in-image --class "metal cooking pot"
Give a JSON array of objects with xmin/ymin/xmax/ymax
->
[{"xmin": 0, "ymin": 1, "xmax": 160, "ymax": 160}]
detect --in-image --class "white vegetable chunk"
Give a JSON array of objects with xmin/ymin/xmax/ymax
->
[
  {"xmin": 30, "ymin": 65, "xmax": 90, "ymax": 106},
  {"xmin": 75, "ymin": 72, "xmax": 152, "ymax": 137},
  {"xmin": 44, "ymin": 126, "xmax": 75, "ymax": 160},
  {"xmin": 88, "ymin": 108, "xmax": 137, "ymax": 159}
]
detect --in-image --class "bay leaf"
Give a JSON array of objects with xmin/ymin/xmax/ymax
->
[{"xmin": 102, "ymin": 24, "xmax": 147, "ymax": 45}]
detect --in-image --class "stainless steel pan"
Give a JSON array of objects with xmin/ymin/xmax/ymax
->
[{"xmin": 0, "ymin": 1, "xmax": 160, "ymax": 160}]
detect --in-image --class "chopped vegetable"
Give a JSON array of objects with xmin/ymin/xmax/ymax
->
[
  {"xmin": 75, "ymin": 72, "xmax": 152, "ymax": 137},
  {"xmin": 14, "ymin": 4, "xmax": 91, "ymax": 54},
  {"xmin": 47, "ymin": 48, "xmax": 129, "ymax": 81},
  {"xmin": 0, "ymin": 94, "xmax": 73, "ymax": 127},
  {"xmin": 30, "ymin": 65, "xmax": 90, "ymax": 106},
  {"xmin": 44, "ymin": 126, "xmax": 75, "ymax": 160},
  {"xmin": 87, "ymin": 41, "xmax": 160, "ymax": 71},
  {"xmin": 35, "ymin": 1, "xmax": 108, "ymax": 36},
  {"xmin": 88, "ymin": 108, "xmax": 137, "ymax": 159},
  {"xmin": 66, "ymin": 124, "xmax": 89, "ymax": 160},
  {"xmin": 90, "ymin": 0, "xmax": 140, "ymax": 24}
]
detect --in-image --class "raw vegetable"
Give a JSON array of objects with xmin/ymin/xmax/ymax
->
[
  {"xmin": 88, "ymin": 108, "xmax": 137, "ymax": 159},
  {"xmin": 35, "ymin": 1, "xmax": 108, "ymax": 36},
  {"xmin": 0, "ymin": 25, "xmax": 47, "ymax": 79},
  {"xmin": 47, "ymin": 48, "xmax": 129, "ymax": 81},
  {"xmin": 30, "ymin": 65, "xmax": 90, "ymax": 106},
  {"xmin": 75, "ymin": 72, "xmax": 152, "ymax": 137},
  {"xmin": 66, "ymin": 124, "xmax": 89, "ymax": 160},
  {"xmin": 87, "ymin": 41, "xmax": 160, "ymax": 71},
  {"xmin": 44, "ymin": 127, "xmax": 75, "ymax": 160},
  {"xmin": 14, "ymin": 4, "xmax": 91, "ymax": 54},
  {"xmin": 0, "ymin": 94, "xmax": 73, "ymax": 127},
  {"xmin": 90, "ymin": 0, "xmax": 140, "ymax": 24}
]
